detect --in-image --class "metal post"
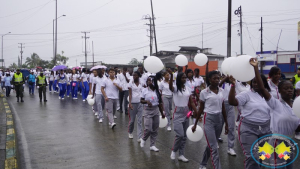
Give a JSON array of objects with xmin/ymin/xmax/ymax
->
[
  {"xmin": 240, "ymin": 6, "xmax": 243, "ymax": 55},
  {"xmin": 227, "ymin": 0, "xmax": 232, "ymax": 58},
  {"xmin": 54, "ymin": 0, "xmax": 58, "ymax": 65},
  {"xmin": 53, "ymin": 19, "xmax": 55, "ymax": 59},
  {"xmin": 150, "ymin": 0, "xmax": 158, "ymax": 55}
]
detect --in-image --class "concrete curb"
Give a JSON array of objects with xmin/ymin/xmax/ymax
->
[{"xmin": 0, "ymin": 93, "xmax": 17, "ymax": 169}]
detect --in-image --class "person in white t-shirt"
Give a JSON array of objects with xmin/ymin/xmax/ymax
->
[
  {"xmin": 71, "ymin": 70, "xmax": 79, "ymax": 99},
  {"xmin": 80, "ymin": 68, "xmax": 90, "ymax": 102},
  {"xmin": 66, "ymin": 69, "xmax": 72, "ymax": 97},
  {"xmin": 138, "ymin": 64, "xmax": 148, "ymax": 87},
  {"xmin": 118, "ymin": 67, "xmax": 131, "ymax": 115},
  {"xmin": 159, "ymin": 71, "xmax": 173, "ymax": 131},
  {"xmin": 92, "ymin": 69, "xmax": 106, "ymax": 123},
  {"xmin": 101, "ymin": 68, "xmax": 122, "ymax": 129},
  {"xmin": 128, "ymin": 71, "xmax": 144, "ymax": 141},
  {"xmin": 48, "ymin": 71, "xmax": 55, "ymax": 92},
  {"xmin": 168, "ymin": 69, "xmax": 198, "ymax": 162}
]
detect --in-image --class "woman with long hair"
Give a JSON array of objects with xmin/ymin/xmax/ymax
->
[
  {"xmin": 193, "ymin": 71, "xmax": 229, "ymax": 169},
  {"xmin": 168, "ymin": 69, "xmax": 198, "ymax": 162},
  {"xmin": 140, "ymin": 76, "xmax": 165, "ymax": 152},
  {"xmin": 49, "ymin": 71, "xmax": 55, "ymax": 92},
  {"xmin": 71, "ymin": 70, "xmax": 79, "ymax": 99},
  {"xmin": 92, "ymin": 69, "xmax": 106, "ymax": 123},
  {"xmin": 80, "ymin": 68, "xmax": 90, "ymax": 102},
  {"xmin": 58, "ymin": 70, "xmax": 67, "ymax": 99}
]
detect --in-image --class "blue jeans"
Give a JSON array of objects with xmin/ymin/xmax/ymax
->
[
  {"xmin": 81, "ymin": 81, "xmax": 90, "ymax": 100},
  {"xmin": 29, "ymin": 82, "xmax": 35, "ymax": 94},
  {"xmin": 53, "ymin": 80, "xmax": 58, "ymax": 92},
  {"xmin": 49, "ymin": 81, "xmax": 53, "ymax": 91},
  {"xmin": 58, "ymin": 83, "xmax": 67, "ymax": 98},
  {"xmin": 71, "ymin": 81, "xmax": 78, "ymax": 98},
  {"xmin": 5, "ymin": 86, "xmax": 11, "ymax": 96},
  {"xmin": 67, "ymin": 83, "xmax": 71, "ymax": 96}
]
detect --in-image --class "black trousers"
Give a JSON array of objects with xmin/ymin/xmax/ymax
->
[
  {"xmin": 15, "ymin": 84, "xmax": 24, "ymax": 98},
  {"xmin": 39, "ymin": 86, "xmax": 46, "ymax": 101}
]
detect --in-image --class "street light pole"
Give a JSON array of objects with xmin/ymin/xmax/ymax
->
[
  {"xmin": 54, "ymin": 0, "xmax": 58, "ymax": 65},
  {"xmin": 53, "ymin": 15, "xmax": 66, "ymax": 64},
  {"xmin": 1, "ymin": 32, "xmax": 11, "ymax": 69}
]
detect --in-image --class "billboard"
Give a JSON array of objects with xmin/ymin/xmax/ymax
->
[{"xmin": 256, "ymin": 51, "xmax": 277, "ymax": 61}]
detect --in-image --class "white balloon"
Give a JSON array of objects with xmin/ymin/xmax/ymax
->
[
  {"xmin": 87, "ymin": 95, "xmax": 93, "ymax": 101},
  {"xmin": 159, "ymin": 116, "xmax": 168, "ymax": 128},
  {"xmin": 194, "ymin": 53, "xmax": 208, "ymax": 66},
  {"xmin": 230, "ymin": 55, "xmax": 255, "ymax": 82},
  {"xmin": 221, "ymin": 57, "xmax": 237, "ymax": 76},
  {"xmin": 144, "ymin": 56, "xmax": 164, "ymax": 74},
  {"xmin": 186, "ymin": 125, "xmax": 204, "ymax": 142},
  {"xmin": 175, "ymin": 55, "xmax": 188, "ymax": 66},
  {"xmin": 293, "ymin": 97, "xmax": 300, "ymax": 118},
  {"xmin": 88, "ymin": 98, "xmax": 95, "ymax": 105}
]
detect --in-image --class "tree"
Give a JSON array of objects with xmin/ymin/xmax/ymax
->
[
  {"xmin": 128, "ymin": 58, "xmax": 142, "ymax": 65},
  {"xmin": 50, "ymin": 51, "xmax": 69, "ymax": 66},
  {"xmin": 25, "ymin": 53, "xmax": 41, "ymax": 68},
  {"xmin": 9, "ymin": 63, "xmax": 18, "ymax": 69}
]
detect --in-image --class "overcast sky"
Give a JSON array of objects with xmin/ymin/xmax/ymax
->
[{"xmin": 1, "ymin": 0, "xmax": 299, "ymax": 67}]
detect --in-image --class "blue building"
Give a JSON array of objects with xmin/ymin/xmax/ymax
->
[{"xmin": 257, "ymin": 50, "xmax": 300, "ymax": 78}]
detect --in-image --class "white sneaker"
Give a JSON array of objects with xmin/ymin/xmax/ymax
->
[
  {"xmin": 227, "ymin": 148, "xmax": 237, "ymax": 156},
  {"xmin": 140, "ymin": 139, "xmax": 145, "ymax": 148},
  {"xmin": 59, "ymin": 97, "xmax": 61, "ymax": 100},
  {"xmin": 137, "ymin": 138, "xmax": 141, "ymax": 143},
  {"xmin": 83, "ymin": 99, "xmax": 86, "ymax": 102},
  {"xmin": 95, "ymin": 112, "xmax": 99, "ymax": 116},
  {"xmin": 128, "ymin": 133, "xmax": 133, "ymax": 139},
  {"xmin": 75, "ymin": 97, "xmax": 78, "ymax": 100},
  {"xmin": 178, "ymin": 155, "xmax": 189, "ymax": 162},
  {"xmin": 167, "ymin": 126, "xmax": 171, "ymax": 131},
  {"xmin": 109, "ymin": 122, "xmax": 112, "ymax": 126},
  {"xmin": 295, "ymin": 132, "xmax": 300, "ymax": 140},
  {"xmin": 99, "ymin": 118, "xmax": 103, "ymax": 123},
  {"xmin": 67, "ymin": 95, "xmax": 69, "ymax": 97},
  {"xmin": 150, "ymin": 146, "xmax": 159, "ymax": 152},
  {"xmin": 170, "ymin": 151, "xmax": 176, "ymax": 160},
  {"xmin": 62, "ymin": 98, "xmax": 64, "ymax": 100},
  {"xmin": 111, "ymin": 123, "xmax": 116, "ymax": 129},
  {"xmin": 114, "ymin": 115, "xmax": 117, "ymax": 119},
  {"xmin": 96, "ymin": 115, "xmax": 100, "ymax": 119},
  {"xmin": 199, "ymin": 166, "xmax": 207, "ymax": 169}
]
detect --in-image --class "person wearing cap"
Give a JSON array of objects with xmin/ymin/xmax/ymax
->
[
  {"xmin": 36, "ymin": 72, "xmax": 48, "ymax": 102},
  {"xmin": 12, "ymin": 69, "xmax": 25, "ymax": 102},
  {"xmin": 291, "ymin": 67, "xmax": 300, "ymax": 90}
]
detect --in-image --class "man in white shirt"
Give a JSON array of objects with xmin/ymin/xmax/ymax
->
[
  {"xmin": 118, "ymin": 67, "xmax": 131, "ymax": 115},
  {"xmin": 138, "ymin": 64, "xmax": 148, "ymax": 87},
  {"xmin": 101, "ymin": 68, "xmax": 122, "ymax": 129}
]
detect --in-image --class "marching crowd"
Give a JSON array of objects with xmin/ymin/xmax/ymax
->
[{"xmin": 1, "ymin": 60, "xmax": 300, "ymax": 169}]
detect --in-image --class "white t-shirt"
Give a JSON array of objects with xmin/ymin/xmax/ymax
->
[
  {"xmin": 235, "ymin": 81, "xmax": 250, "ymax": 94},
  {"xmin": 295, "ymin": 81, "xmax": 300, "ymax": 90},
  {"xmin": 58, "ymin": 73, "xmax": 67, "ymax": 84},
  {"xmin": 95, "ymin": 76, "xmax": 105, "ymax": 95},
  {"xmin": 81, "ymin": 73, "xmax": 88, "ymax": 82},
  {"xmin": 49, "ymin": 74, "xmax": 55, "ymax": 81},
  {"xmin": 140, "ymin": 73, "xmax": 148, "ymax": 85},
  {"xmin": 194, "ymin": 76, "xmax": 204, "ymax": 87},
  {"xmin": 236, "ymin": 90, "xmax": 271, "ymax": 123},
  {"xmin": 221, "ymin": 83, "xmax": 231, "ymax": 101},
  {"xmin": 185, "ymin": 79, "xmax": 197, "ymax": 93},
  {"xmin": 200, "ymin": 87, "xmax": 224, "ymax": 115},
  {"xmin": 268, "ymin": 80, "xmax": 281, "ymax": 99},
  {"xmin": 142, "ymin": 87, "xmax": 159, "ymax": 107},
  {"xmin": 128, "ymin": 81, "xmax": 143, "ymax": 103},
  {"xmin": 159, "ymin": 80, "xmax": 172, "ymax": 96},
  {"xmin": 72, "ymin": 74, "xmax": 79, "ymax": 81},
  {"xmin": 118, "ymin": 73, "xmax": 131, "ymax": 91},
  {"xmin": 101, "ymin": 78, "xmax": 120, "ymax": 99},
  {"xmin": 173, "ymin": 85, "xmax": 191, "ymax": 107},
  {"xmin": 267, "ymin": 96, "xmax": 300, "ymax": 136}
]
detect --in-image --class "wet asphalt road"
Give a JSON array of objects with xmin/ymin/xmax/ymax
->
[{"xmin": 6, "ymin": 87, "xmax": 300, "ymax": 169}]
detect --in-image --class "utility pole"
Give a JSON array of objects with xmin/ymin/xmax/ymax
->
[
  {"xmin": 82, "ymin": 32, "xmax": 90, "ymax": 69},
  {"xmin": 53, "ymin": 19, "xmax": 55, "ymax": 60},
  {"xmin": 260, "ymin": 17, "xmax": 264, "ymax": 73},
  {"xmin": 18, "ymin": 43, "xmax": 25, "ymax": 66},
  {"xmin": 144, "ymin": 15, "xmax": 153, "ymax": 55},
  {"xmin": 54, "ymin": 0, "xmax": 58, "ymax": 65},
  {"xmin": 227, "ymin": 0, "xmax": 232, "ymax": 58},
  {"xmin": 235, "ymin": 5, "xmax": 243, "ymax": 55},
  {"xmin": 92, "ymin": 41, "xmax": 94, "ymax": 67},
  {"xmin": 150, "ymin": 0, "xmax": 158, "ymax": 55}
]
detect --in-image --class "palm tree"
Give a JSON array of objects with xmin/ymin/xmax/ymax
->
[
  {"xmin": 25, "ymin": 53, "xmax": 41, "ymax": 68},
  {"xmin": 9, "ymin": 63, "xmax": 18, "ymax": 69}
]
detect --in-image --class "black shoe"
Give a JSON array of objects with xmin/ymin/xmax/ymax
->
[
  {"xmin": 21, "ymin": 99, "xmax": 24, "ymax": 102},
  {"xmin": 119, "ymin": 110, "xmax": 123, "ymax": 113},
  {"xmin": 44, "ymin": 100, "xmax": 47, "ymax": 102},
  {"xmin": 17, "ymin": 98, "xmax": 19, "ymax": 102},
  {"xmin": 218, "ymin": 138, "xmax": 223, "ymax": 143}
]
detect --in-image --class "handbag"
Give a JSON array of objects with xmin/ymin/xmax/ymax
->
[{"xmin": 72, "ymin": 82, "xmax": 76, "ymax": 87}]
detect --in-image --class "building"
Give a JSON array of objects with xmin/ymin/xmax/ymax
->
[
  {"xmin": 257, "ymin": 50, "xmax": 300, "ymax": 78},
  {"xmin": 80, "ymin": 61, "xmax": 102, "ymax": 69},
  {"xmin": 155, "ymin": 46, "xmax": 225, "ymax": 71}
]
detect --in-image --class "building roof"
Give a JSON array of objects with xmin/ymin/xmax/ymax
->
[{"xmin": 179, "ymin": 46, "xmax": 201, "ymax": 52}]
